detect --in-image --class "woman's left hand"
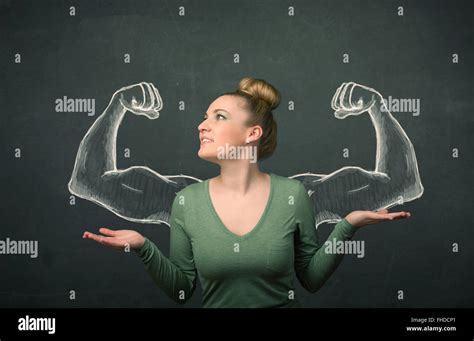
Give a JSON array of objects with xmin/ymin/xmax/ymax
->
[{"xmin": 345, "ymin": 209, "xmax": 411, "ymax": 228}]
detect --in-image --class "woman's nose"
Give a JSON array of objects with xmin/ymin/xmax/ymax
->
[{"xmin": 198, "ymin": 119, "xmax": 209, "ymax": 132}]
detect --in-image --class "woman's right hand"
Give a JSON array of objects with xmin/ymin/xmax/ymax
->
[
  {"xmin": 112, "ymin": 81, "xmax": 163, "ymax": 119},
  {"xmin": 83, "ymin": 228, "xmax": 145, "ymax": 251}
]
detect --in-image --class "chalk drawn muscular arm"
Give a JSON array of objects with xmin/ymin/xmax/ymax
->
[
  {"xmin": 68, "ymin": 82, "xmax": 201, "ymax": 225},
  {"xmin": 290, "ymin": 82, "xmax": 424, "ymax": 228}
]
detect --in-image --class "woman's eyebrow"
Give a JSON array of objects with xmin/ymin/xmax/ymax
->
[{"xmin": 206, "ymin": 109, "xmax": 231, "ymax": 115}]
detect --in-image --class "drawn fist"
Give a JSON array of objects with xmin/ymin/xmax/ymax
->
[
  {"xmin": 114, "ymin": 82, "xmax": 163, "ymax": 119},
  {"xmin": 331, "ymin": 82, "xmax": 382, "ymax": 119}
]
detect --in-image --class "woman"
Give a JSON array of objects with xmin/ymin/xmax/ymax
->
[{"xmin": 72, "ymin": 78, "xmax": 412, "ymax": 308}]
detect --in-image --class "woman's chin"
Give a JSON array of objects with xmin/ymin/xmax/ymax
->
[{"xmin": 198, "ymin": 150, "xmax": 217, "ymax": 162}]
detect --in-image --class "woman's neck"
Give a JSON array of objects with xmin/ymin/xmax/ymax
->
[{"xmin": 213, "ymin": 163, "xmax": 266, "ymax": 195}]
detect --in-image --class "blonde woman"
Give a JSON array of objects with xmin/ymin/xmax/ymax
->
[{"xmin": 71, "ymin": 78, "xmax": 416, "ymax": 308}]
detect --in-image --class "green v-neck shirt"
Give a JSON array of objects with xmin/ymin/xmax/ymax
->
[{"xmin": 136, "ymin": 173, "xmax": 358, "ymax": 308}]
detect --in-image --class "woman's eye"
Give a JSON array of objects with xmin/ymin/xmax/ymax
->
[{"xmin": 202, "ymin": 113, "xmax": 225, "ymax": 120}]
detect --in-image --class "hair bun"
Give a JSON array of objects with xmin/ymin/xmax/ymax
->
[{"xmin": 238, "ymin": 77, "xmax": 281, "ymax": 111}]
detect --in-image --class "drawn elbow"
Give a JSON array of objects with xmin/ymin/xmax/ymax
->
[{"xmin": 67, "ymin": 176, "xmax": 92, "ymax": 197}]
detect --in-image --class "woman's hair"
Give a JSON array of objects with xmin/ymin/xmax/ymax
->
[{"xmin": 220, "ymin": 77, "xmax": 281, "ymax": 160}]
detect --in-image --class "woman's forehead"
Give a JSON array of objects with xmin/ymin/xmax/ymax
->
[{"xmin": 209, "ymin": 95, "xmax": 247, "ymax": 114}]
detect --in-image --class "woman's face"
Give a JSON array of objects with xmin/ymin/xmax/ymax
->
[{"xmin": 198, "ymin": 95, "xmax": 257, "ymax": 164}]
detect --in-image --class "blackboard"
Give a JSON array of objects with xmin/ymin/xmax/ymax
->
[{"xmin": 1, "ymin": 0, "xmax": 473, "ymax": 309}]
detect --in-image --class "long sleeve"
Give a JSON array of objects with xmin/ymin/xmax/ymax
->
[
  {"xmin": 294, "ymin": 183, "xmax": 358, "ymax": 293},
  {"xmin": 135, "ymin": 192, "xmax": 197, "ymax": 304}
]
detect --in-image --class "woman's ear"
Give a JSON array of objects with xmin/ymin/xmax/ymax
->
[{"xmin": 247, "ymin": 126, "xmax": 263, "ymax": 142}]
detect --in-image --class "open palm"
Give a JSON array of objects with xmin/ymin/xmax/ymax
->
[
  {"xmin": 83, "ymin": 228, "xmax": 145, "ymax": 251},
  {"xmin": 346, "ymin": 209, "xmax": 411, "ymax": 228}
]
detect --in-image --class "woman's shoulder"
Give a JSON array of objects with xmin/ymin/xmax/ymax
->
[
  {"xmin": 174, "ymin": 179, "xmax": 205, "ymax": 200},
  {"xmin": 270, "ymin": 173, "xmax": 305, "ymax": 194}
]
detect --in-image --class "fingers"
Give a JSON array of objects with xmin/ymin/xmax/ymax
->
[
  {"xmin": 136, "ymin": 82, "xmax": 151, "ymax": 110},
  {"xmin": 331, "ymin": 83, "xmax": 344, "ymax": 110},
  {"xmin": 130, "ymin": 82, "xmax": 161, "ymax": 118},
  {"xmin": 391, "ymin": 211, "xmax": 411, "ymax": 219},
  {"xmin": 339, "ymin": 82, "xmax": 357, "ymax": 111},
  {"xmin": 83, "ymin": 231, "xmax": 102, "ymax": 242},
  {"xmin": 143, "ymin": 82, "xmax": 156, "ymax": 111},
  {"xmin": 83, "ymin": 231, "xmax": 127, "ymax": 249},
  {"xmin": 332, "ymin": 82, "xmax": 380, "ymax": 114},
  {"xmin": 348, "ymin": 83, "xmax": 358, "ymax": 107},
  {"xmin": 84, "ymin": 228, "xmax": 117, "ymax": 238},
  {"xmin": 99, "ymin": 227, "xmax": 118, "ymax": 237},
  {"xmin": 131, "ymin": 82, "xmax": 152, "ymax": 111},
  {"xmin": 373, "ymin": 211, "xmax": 411, "ymax": 221},
  {"xmin": 150, "ymin": 83, "xmax": 163, "ymax": 111},
  {"xmin": 332, "ymin": 82, "xmax": 359, "ymax": 112},
  {"xmin": 138, "ymin": 83, "xmax": 147, "ymax": 107}
]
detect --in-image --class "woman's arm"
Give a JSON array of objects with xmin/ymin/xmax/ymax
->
[
  {"xmin": 291, "ymin": 82, "xmax": 424, "ymax": 228},
  {"xmin": 83, "ymin": 191, "xmax": 197, "ymax": 304},
  {"xmin": 293, "ymin": 182, "xmax": 409, "ymax": 293},
  {"xmin": 293, "ymin": 183, "xmax": 358, "ymax": 293},
  {"xmin": 135, "ymin": 192, "xmax": 197, "ymax": 304},
  {"xmin": 68, "ymin": 82, "xmax": 201, "ymax": 225}
]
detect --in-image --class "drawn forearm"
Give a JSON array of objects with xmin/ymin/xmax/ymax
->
[{"xmin": 369, "ymin": 97, "xmax": 424, "ymax": 196}]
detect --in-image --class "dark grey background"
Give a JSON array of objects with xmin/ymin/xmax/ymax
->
[{"xmin": 1, "ymin": 0, "xmax": 473, "ymax": 308}]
